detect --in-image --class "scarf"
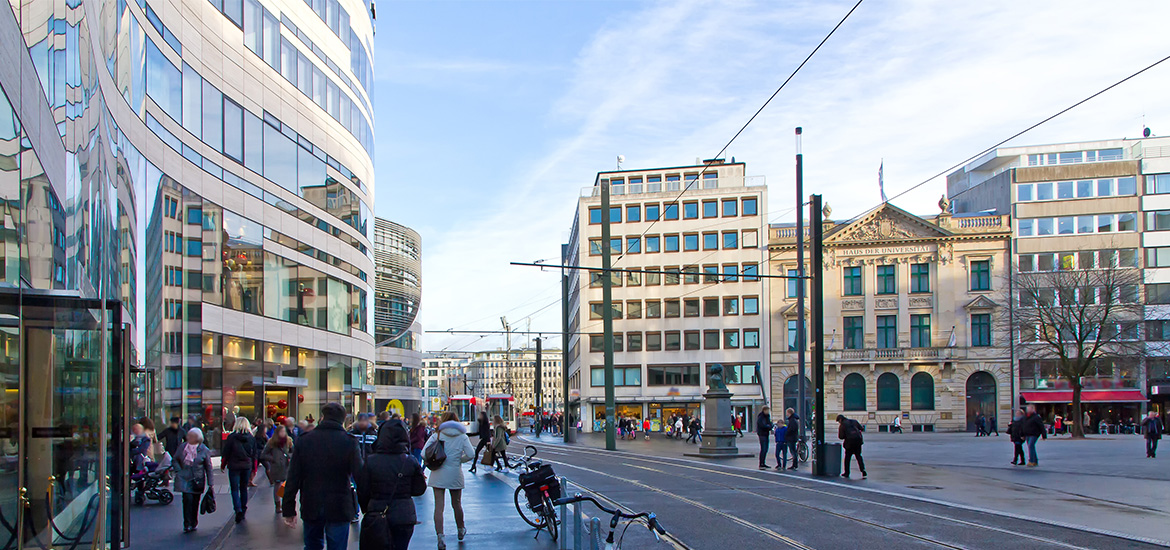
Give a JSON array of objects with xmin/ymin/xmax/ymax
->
[{"xmin": 181, "ymin": 443, "xmax": 198, "ymax": 465}]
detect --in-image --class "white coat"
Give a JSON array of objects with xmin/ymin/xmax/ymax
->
[{"xmin": 425, "ymin": 420, "xmax": 475, "ymax": 490}]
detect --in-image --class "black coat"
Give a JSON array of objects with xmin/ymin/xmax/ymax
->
[
  {"xmin": 838, "ymin": 419, "xmax": 864, "ymax": 452},
  {"xmin": 1143, "ymin": 417, "xmax": 1163, "ymax": 440},
  {"xmin": 755, "ymin": 412, "xmax": 773, "ymax": 436},
  {"xmin": 282, "ymin": 419, "xmax": 363, "ymax": 522},
  {"xmin": 784, "ymin": 415, "xmax": 800, "ymax": 443},
  {"xmin": 476, "ymin": 414, "xmax": 492, "ymax": 440},
  {"xmin": 158, "ymin": 426, "xmax": 183, "ymax": 457},
  {"xmin": 1008, "ymin": 417, "xmax": 1025, "ymax": 443},
  {"xmin": 1021, "ymin": 413, "xmax": 1046, "ymax": 438},
  {"xmin": 356, "ymin": 420, "xmax": 426, "ymax": 522},
  {"xmin": 221, "ymin": 431, "xmax": 257, "ymax": 471}
]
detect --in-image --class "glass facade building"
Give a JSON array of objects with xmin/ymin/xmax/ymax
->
[
  {"xmin": 0, "ymin": 0, "xmax": 375, "ymax": 544},
  {"xmin": 372, "ymin": 218, "xmax": 423, "ymax": 417}
]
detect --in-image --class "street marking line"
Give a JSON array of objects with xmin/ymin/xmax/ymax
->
[
  {"xmin": 550, "ymin": 459, "xmax": 815, "ymax": 550},
  {"xmin": 528, "ymin": 440, "xmax": 1107, "ymax": 550}
]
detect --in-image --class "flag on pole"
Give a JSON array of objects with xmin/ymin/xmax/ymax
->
[
  {"xmin": 947, "ymin": 326, "xmax": 957, "ymax": 347},
  {"xmin": 879, "ymin": 160, "xmax": 887, "ymax": 202}
]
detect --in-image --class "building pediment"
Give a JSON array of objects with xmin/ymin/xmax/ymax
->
[
  {"xmin": 826, "ymin": 203, "xmax": 952, "ymax": 244},
  {"xmin": 964, "ymin": 296, "xmax": 999, "ymax": 310},
  {"xmin": 780, "ymin": 303, "xmax": 810, "ymax": 317}
]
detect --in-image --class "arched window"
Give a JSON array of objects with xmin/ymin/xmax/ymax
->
[
  {"xmin": 876, "ymin": 372, "xmax": 900, "ymax": 410},
  {"xmin": 843, "ymin": 373, "xmax": 866, "ymax": 411},
  {"xmin": 783, "ymin": 375, "xmax": 812, "ymax": 419},
  {"xmin": 911, "ymin": 372, "xmax": 935, "ymax": 410}
]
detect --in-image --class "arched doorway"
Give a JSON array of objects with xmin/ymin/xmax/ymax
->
[
  {"xmin": 783, "ymin": 375, "xmax": 812, "ymax": 420},
  {"xmin": 843, "ymin": 373, "xmax": 867, "ymax": 411},
  {"xmin": 876, "ymin": 373, "xmax": 900, "ymax": 410},
  {"xmin": 965, "ymin": 371, "xmax": 997, "ymax": 432}
]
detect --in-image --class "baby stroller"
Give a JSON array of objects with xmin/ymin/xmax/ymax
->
[{"xmin": 131, "ymin": 453, "xmax": 174, "ymax": 505}]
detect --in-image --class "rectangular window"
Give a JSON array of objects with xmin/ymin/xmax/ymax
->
[
  {"xmin": 663, "ymin": 203, "xmax": 678, "ymax": 220},
  {"xmin": 704, "ymin": 330, "xmax": 720, "ymax": 350},
  {"xmin": 970, "ymin": 260, "xmax": 990, "ymax": 291},
  {"xmin": 628, "ymin": 333, "xmax": 643, "ymax": 352},
  {"xmin": 876, "ymin": 315, "xmax": 897, "ymax": 349},
  {"xmin": 647, "ymin": 365, "xmax": 700, "ymax": 386},
  {"xmin": 627, "ymin": 268, "xmax": 641, "ymax": 286},
  {"xmin": 609, "ymin": 206, "xmax": 621, "ymax": 223},
  {"xmin": 683, "ymin": 234, "xmax": 699, "ymax": 251},
  {"xmin": 742, "ymin": 263, "xmax": 758, "ymax": 282},
  {"xmin": 722, "ymin": 231, "xmax": 738, "ymax": 249},
  {"xmin": 702, "ymin": 200, "xmax": 718, "ymax": 218},
  {"xmin": 645, "ymin": 300, "xmax": 661, "ymax": 318},
  {"xmin": 1148, "ymin": 247, "xmax": 1170, "ymax": 268},
  {"xmin": 787, "ymin": 269, "xmax": 800, "ymax": 297},
  {"xmin": 646, "ymin": 332, "xmax": 662, "ymax": 351},
  {"xmin": 627, "ymin": 301, "xmax": 642, "ymax": 319},
  {"xmin": 843, "ymin": 266, "xmax": 862, "ymax": 295},
  {"xmin": 788, "ymin": 320, "xmax": 799, "ymax": 351},
  {"xmin": 877, "ymin": 265, "xmax": 896, "ymax": 294},
  {"xmin": 665, "ymin": 332, "xmax": 681, "ymax": 351},
  {"xmin": 645, "ymin": 236, "xmax": 660, "ymax": 253},
  {"xmin": 910, "ymin": 314, "xmax": 931, "ymax": 348},
  {"xmin": 743, "ymin": 296, "xmax": 759, "ymax": 315},
  {"xmin": 742, "ymin": 197, "xmax": 758, "ymax": 216},
  {"xmin": 722, "ymin": 265, "xmax": 738, "ymax": 282},
  {"xmin": 589, "ymin": 335, "xmax": 604, "ymax": 352},
  {"xmin": 626, "ymin": 205, "xmax": 641, "ymax": 222},
  {"xmin": 722, "ymin": 199, "xmax": 738, "ymax": 217},
  {"xmin": 682, "ymin": 266, "xmax": 699, "ymax": 284},
  {"xmin": 1017, "ymin": 184, "xmax": 1033, "ymax": 202},
  {"xmin": 646, "ymin": 269, "xmax": 661, "ymax": 286},
  {"xmin": 646, "ymin": 204, "xmax": 660, "ymax": 221},
  {"xmin": 910, "ymin": 263, "xmax": 929, "ymax": 293},
  {"xmin": 683, "ymin": 202, "xmax": 698, "ymax": 219},
  {"xmin": 724, "ymin": 330, "xmax": 740, "ymax": 349},
  {"xmin": 684, "ymin": 298, "xmax": 700, "ymax": 317},
  {"xmin": 843, "ymin": 316, "xmax": 863, "ymax": 350},
  {"xmin": 664, "ymin": 300, "xmax": 680, "ymax": 318},
  {"xmin": 146, "ymin": 40, "xmax": 182, "ymax": 122},
  {"xmin": 703, "ymin": 232, "xmax": 718, "ymax": 250},
  {"xmin": 626, "ymin": 237, "xmax": 641, "ymax": 254},
  {"xmin": 182, "ymin": 64, "xmax": 202, "ymax": 137},
  {"xmin": 588, "ymin": 239, "xmax": 602, "ymax": 256},
  {"xmin": 589, "ymin": 207, "xmax": 601, "ymax": 224},
  {"xmin": 723, "ymin": 296, "xmax": 739, "ymax": 315},
  {"xmin": 1147, "ymin": 284, "xmax": 1170, "ymax": 305},
  {"xmin": 971, "ymin": 314, "xmax": 991, "ymax": 347},
  {"xmin": 684, "ymin": 331, "xmax": 700, "ymax": 351},
  {"xmin": 664, "ymin": 267, "xmax": 680, "ymax": 285},
  {"xmin": 703, "ymin": 297, "xmax": 719, "ymax": 317},
  {"xmin": 744, "ymin": 329, "xmax": 760, "ymax": 349},
  {"xmin": 664, "ymin": 235, "xmax": 679, "ymax": 253}
]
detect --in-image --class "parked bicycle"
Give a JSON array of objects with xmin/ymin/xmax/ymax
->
[
  {"xmin": 512, "ymin": 445, "xmax": 561, "ymax": 541},
  {"xmin": 554, "ymin": 492, "xmax": 667, "ymax": 549}
]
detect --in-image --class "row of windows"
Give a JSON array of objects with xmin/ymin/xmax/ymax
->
[
  {"xmin": 1019, "ymin": 359, "xmax": 1139, "ymax": 390},
  {"xmin": 1018, "ymin": 322, "xmax": 1139, "ymax": 342},
  {"xmin": 1015, "ymin": 177, "xmax": 1136, "ymax": 202},
  {"xmin": 842, "ymin": 372, "xmax": 937, "ymax": 411},
  {"xmin": 810, "ymin": 314, "xmax": 989, "ymax": 350},
  {"xmin": 588, "ymin": 264, "xmax": 760, "ymax": 287},
  {"xmin": 1017, "ymin": 213, "xmax": 1136, "ymax": 237},
  {"xmin": 839, "ymin": 261, "xmax": 990, "ymax": 296},
  {"xmin": 589, "ymin": 197, "xmax": 759, "ymax": 224},
  {"xmin": 1018, "ymin": 286, "xmax": 1138, "ymax": 307},
  {"xmin": 1018, "ymin": 249, "xmax": 1138, "ymax": 272},
  {"xmin": 589, "ymin": 295, "xmax": 759, "ymax": 320},
  {"xmin": 1026, "ymin": 148, "xmax": 1123, "ymax": 166},
  {"xmin": 588, "ymin": 329, "xmax": 761, "ymax": 353},
  {"xmin": 587, "ymin": 363, "xmax": 759, "ymax": 387},
  {"xmin": 589, "ymin": 230, "xmax": 759, "ymax": 255}
]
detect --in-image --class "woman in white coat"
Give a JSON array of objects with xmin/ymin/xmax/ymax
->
[{"xmin": 425, "ymin": 411, "xmax": 475, "ymax": 549}]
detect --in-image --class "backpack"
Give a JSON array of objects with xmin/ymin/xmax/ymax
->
[
  {"xmin": 423, "ymin": 437, "xmax": 446, "ymax": 471},
  {"xmin": 846, "ymin": 420, "xmax": 864, "ymax": 443}
]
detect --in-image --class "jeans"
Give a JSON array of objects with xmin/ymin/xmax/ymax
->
[
  {"xmin": 787, "ymin": 441, "xmax": 798, "ymax": 468},
  {"xmin": 1148, "ymin": 438, "xmax": 1159, "ymax": 457},
  {"xmin": 843, "ymin": 448, "xmax": 865, "ymax": 476},
  {"xmin": 1025, "ymin": 436, "xmax": 1039, "ymax": 464},
  {"xmin": 228, "ymin": 468, "xmax": 250, "ymax": 513},
  {"xmin": 182, "ymin": 492, "xmax": 200, "ymax": 529},
  {"xmin": 758, "ymin": 436, "xmax": 770, "ymax": 466},
  {"xmin": 303, "ymin": 520, "xmax": 350, "ymax": 550},
  {"xmin": 411, "ymin": 448, "xmax": 423, "ymax": 465}
]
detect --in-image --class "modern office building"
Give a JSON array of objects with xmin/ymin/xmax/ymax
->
[
  {"xmin": 373, "ymin": 218, "xmax": 423, "ymax": 416},
  {"xmin": 948, "ymin": 137, "xmax": 1168, "ymax": 425},
  {"xmin": 769, "ymin": 202, "xmax": 1013, "ymax": 432},
  {"xmin": 564, "ymin": 160, "xmax": 770, "ymax": 433},
  {"xmin": 0, "ymin": 0, "xmax": 375, "ymax": 541}
]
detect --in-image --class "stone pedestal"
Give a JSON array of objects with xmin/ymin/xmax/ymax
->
[{"xmin": 684, "ymin": 389, "xmax": 754, "ymax": 459}]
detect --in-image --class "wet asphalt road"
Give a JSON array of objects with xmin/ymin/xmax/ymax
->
[{"xmin": 522, "ymin": 437, "xmax": 1168, "ymax": 550}]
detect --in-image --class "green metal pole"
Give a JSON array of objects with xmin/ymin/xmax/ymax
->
[
  {"xmin": 602, "ymin": 181, "xmax": 616, "ymax": 451},
  {"xmin": 561, "ymin": 250, "xmax": 571, "ymax": 442}
]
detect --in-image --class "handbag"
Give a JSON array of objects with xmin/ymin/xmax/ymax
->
[
  {"xmin": 423, "ymin": 437, "xmax": 446, "ymax": 471},
  {"xmin": 200, "ymin": 490, "xmax": 217, "ymax": 515},
  {"xmin": 480, "ymin": 448, "xmax": 494, "ymax": 466}
]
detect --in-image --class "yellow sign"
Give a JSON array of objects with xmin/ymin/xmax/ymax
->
[{"xmin": 383, "ymin": 399, "xmax": 405, "ymax": 416}]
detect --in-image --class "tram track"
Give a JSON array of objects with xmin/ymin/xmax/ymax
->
[{"xmin": 520, "ymin": 438, "xmax": 1141, "ymax": 550}]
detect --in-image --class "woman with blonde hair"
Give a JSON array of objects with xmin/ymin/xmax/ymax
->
[
  {"xmin": 424, "ymin": 410, "xmax": 475, "ymax": 549},
  {"xmin": 221, "ymin": 417, "xmax": 258, "ymax": 523}
]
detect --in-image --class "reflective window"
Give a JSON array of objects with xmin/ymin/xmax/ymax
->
[
  {"xmin": 222, "ymin": 98, "xmax": 244, "ymax": 162},
  {"xmin": 146, "ymin": 40, "xmax": 182, "ymax": 122},
  {"xmin": 202, "ymin": 80, "xmax": 223, "ymax": 151},
  {"xmin": 244, "ymin": 110, "xmax": 264, "ymax": 174},
  {"xmin": 182, "ymin": 63, "xmax": 202, "ymax": 137}
]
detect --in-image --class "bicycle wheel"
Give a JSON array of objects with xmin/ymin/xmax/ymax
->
[
  {"xmin": 541, "ymin": 495, "xmax": 558, "ymax": 542},
  {"xmin": 514, "ymin": 485, "xmax": 543, "ymax": 528},
  {"xmin": 797, "ymin": 441, "xmax": 809, "ymax": 463}
]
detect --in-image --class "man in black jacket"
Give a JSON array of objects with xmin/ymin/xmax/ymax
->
[
  {"xmin": 837, "ymin": 415, "xmax": 866, "ymax": 478},
  {"xmin": 349, "ymin": 414, "xmax": 378, "ymax": 461},
  {"xmin": 1141, "ymin": 411, "xmax": 1163, "ymax": 458},
  {"xmin": 784, "ymin": 409, "xmax": 800, "ymax": 470},
  {"xmin": 158, "ymin": 417, "xmax": 183, "ymax": 460},
  {"xmin": 1021, "ymin": 404, "xmax": 1047, "ymax": 467},
  {"xmin": 283, "ymin": 403, "xmax": 363, "ymax": 550},
  {"xmin": 755, "ymin": 407, "xmax": 774, "ymax": 469}
]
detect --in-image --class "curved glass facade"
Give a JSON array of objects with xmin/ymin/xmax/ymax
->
[
  {"xmin": 0, "ymin": 0, "xmax": 375, "ymax": 541},
  {"xmin": 373, "ymin": 218, "xmax": 421, "ymax": 346}
]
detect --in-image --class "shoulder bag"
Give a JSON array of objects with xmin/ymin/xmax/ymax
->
[
  {"xmin": 359, "ymin": 456, "xmax": 410, "ymax": 550},
  {"xmin": 424, "ymin": 437, "xmax": 446, "ymax": 471}
]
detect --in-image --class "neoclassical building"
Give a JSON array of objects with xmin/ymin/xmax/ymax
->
[{"xmin": 768, "ymin": 201, "xmax": 1012, "ymax": 432}]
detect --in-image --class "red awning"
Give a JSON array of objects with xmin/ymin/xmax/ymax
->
[{"xmin": 1020, "ymin": 390, "xmax": 1147, "ymax": 403}]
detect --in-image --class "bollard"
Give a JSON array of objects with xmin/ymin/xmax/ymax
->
[
  {"xmin": 573, "ymin": 485, "xmax": 584, "ymax": 550},
  {"xmin": 558, "ymin": 476, "xmax": 568, "ymax": 550},
  {"xmin": 588, "ymin": 517, "xmax": 603, "ymax": 550}
]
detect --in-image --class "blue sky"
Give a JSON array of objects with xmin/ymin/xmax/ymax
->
[{"xmin": 372, "ymin": 0, "xmax": 1170, "ymax": 353}]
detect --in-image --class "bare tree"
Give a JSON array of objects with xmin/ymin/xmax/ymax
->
[{"xmin": 1005, "ymin": 261, "xmax": 1143, "ymax": 438}]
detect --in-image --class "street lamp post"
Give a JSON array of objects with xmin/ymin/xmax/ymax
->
[{"xmin": 601, "ymin": 179, "xmax": 617, "ymax": 451}]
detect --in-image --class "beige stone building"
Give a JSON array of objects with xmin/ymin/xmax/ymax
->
[
  {"xmin": 768, "ymin": 202, "xmax": 1012, "ymax": 432},
  {"xmin": 473, "ymin": 348, "xmax": 564, "ymax": 415}
]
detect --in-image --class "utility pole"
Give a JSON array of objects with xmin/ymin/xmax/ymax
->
[
  {"xmin": 501, "ymin": 316, "xmax": 512, "ymax": 396},
  {"xmin": 535, "ymin": 336, "xmax": 543, "ymax": 436},
  {"xmin": 601, "ymin": 178, "xmax": 617, "ymax": 451},
  {"xmin": 561, "ymin": 244, "xmax": 572, "ymax": 442},
  {"xmin": 811, "ymin": 194, "xmax": 826, "ymax": 477},
  {"xmin": 796, "ymin": 127, "xmax": 807, "ymax": 437}
]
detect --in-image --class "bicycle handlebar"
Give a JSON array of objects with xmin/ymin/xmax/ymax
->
[{"xmin": 553, "ymin": 493, "xmax": 668, "ymax": 535}]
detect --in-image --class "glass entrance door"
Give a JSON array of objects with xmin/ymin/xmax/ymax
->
[{"xmin": 0, "ymin": 293, "xmax": 125, "ymax": 549}]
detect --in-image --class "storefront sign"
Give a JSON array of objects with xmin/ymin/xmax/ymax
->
[{"xmin": 838, "ymin": 244, "xmax": 935, "ymax": 257}]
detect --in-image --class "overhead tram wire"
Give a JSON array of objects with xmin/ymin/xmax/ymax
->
[
  {"xmin": 611, "ymin": 0, "xmax": 865, "ymax": 267},
  {"xmin": 844, "ymin": 50, "xmax": 1170, "ymax": 226}
]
